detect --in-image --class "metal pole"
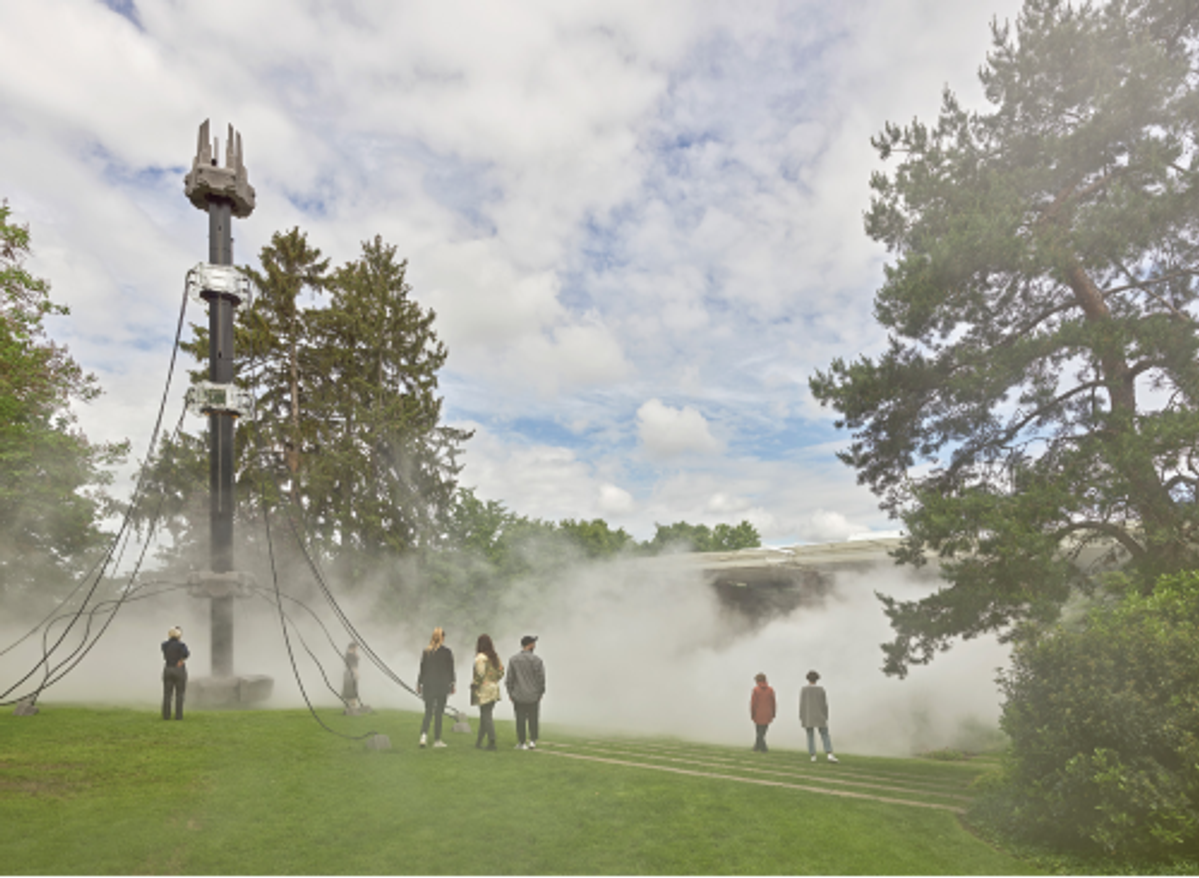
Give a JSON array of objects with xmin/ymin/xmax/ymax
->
[
  {"xmin": 184, "ymin": 120, "xmax": 255, "ymax": 685},
  {"xmin": 207, "ymin": 195, "xmax": 235, "ymax": 677}
]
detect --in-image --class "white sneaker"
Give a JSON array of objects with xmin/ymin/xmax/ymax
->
[
  {"xmin": 827, "ymin": 754, "xmax": 839, "ymax": 763},
  {"xmin": 528, "ymin": 740, "xmax": 537, "ymax": 749},
  {"xmin": 433, "ymin": 740, "xmax": 447, "ymax": 748},
  {"xmin": 515, "ymin": 742, "xmax": 528, "ymax": 750},
  {"xmin": 810, "ymin": 755, "xmax": 817, "ymax": 762},
  {"xmin": 419, "ymin": 733, "xmax": 427, "ymax": 748}
]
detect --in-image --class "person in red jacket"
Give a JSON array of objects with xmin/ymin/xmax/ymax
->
[{"xmin": 750, "ymin": 672, "xmax": 777, "ymax": 752}]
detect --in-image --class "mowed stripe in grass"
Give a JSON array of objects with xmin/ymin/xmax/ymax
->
[
  {"xmin": 623, "ymin": 738, "xmax": 983, "ymax": 791},
  {"xmin": 537, "ymin": 742, "xmax": 972, "ymax": 811},
  {"xmin": 0, "ymin": 706, "xmax": 1032, "ymax": 875},
  {"xmin": 590, "ymin": 738, "xmax": 981, "ymax": 795}
]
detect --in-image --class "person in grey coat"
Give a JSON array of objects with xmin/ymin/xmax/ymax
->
[
  {"xmin": 505, "ymin": 635, "xmax": 545, "ymax": 749},
  {"xmin": 800, "ymin": 670, "xmax": 838, "ymax": 763}
]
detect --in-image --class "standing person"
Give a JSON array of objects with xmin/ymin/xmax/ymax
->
[
  {"xmin": 472, "ymin": 634, "xmax": 504, "ymax": 750},
  {"xmin": 342, "ymin": 643, "xmax": 360, "ymax": 710},
  {"xmin": 161, "ymin": 626, "xmax": 189, "ymax": 721},
  {"xmin": 417, "ymin": 627, "xmax": 455, "ymax": 748},
  {"xmin": 505, "ymin": 635, "xmax": 545, "ymax": 750},
  {"xmin": 800, "ymin": 670, "xmax": 838, "ymax": 763},
  {"xmin": 750, "ymin": 672, "xmax": 776, "ymax": 752}
]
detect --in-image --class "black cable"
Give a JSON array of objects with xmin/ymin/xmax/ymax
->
[
  {"xmin": 254, "ymin": 446, "xmax": 378, "ymax": 740},
  {"xmin": 247, "ymin": 583, "xmax": 356, "ymax": 680},
  {"xmin": 1, "ymin": 582, "xmax": 190, "ymax": 707},
  {"xmin": 2, "ymin": 274, "xmax": 193, "ymax": 700},
  {"xmin": 241, "ymin": 356, "xmax": 465, "ymax": 732},
  {"xmin": 247, "ymin": 586, "xmax": 353, "ymax": 706},
  {"xmin": 264, "ymin": 466, "xmax": 467, "ymax": 725}
]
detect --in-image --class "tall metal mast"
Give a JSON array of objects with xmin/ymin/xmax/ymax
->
[{"xmin": 182, "ymin": 121, "xmax": 270, "ymax": 703}]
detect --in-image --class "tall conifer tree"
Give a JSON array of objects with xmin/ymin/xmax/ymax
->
[
  {"xmin": 303, "ymin": 236, "xmax": 470, "ymax": 570},
  {"xmin": 810, "ymin": 0, "xmax": 1199, "ymax": 675}
]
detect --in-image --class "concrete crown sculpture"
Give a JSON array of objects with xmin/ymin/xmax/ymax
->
[{"xmin": 183, "ymin": 119, "xmax": 256, "ymax": 218}]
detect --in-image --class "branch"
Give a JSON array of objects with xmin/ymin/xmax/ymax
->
[
  {"xmin": 992, "ymin": 297, "xmax": 1076, "ymax": 351},
  {"xmin": 1051, "ymin": 520, "xmax": 1146, "ymax": 561},
  {"xmin": 1163, "ymin": 473, "xmax": 1198, "ymax": 493},
  {"xmin": 1000, "ymin": 379, "xmax": 1107, "ymax": 442},
  {"xmin": 1110, "ymin": 263, "xmax": 1196, "ymax": 325},
  {"xmin": 1034, "ymin": 166, "xmax": 1127, "ymax": 230}
]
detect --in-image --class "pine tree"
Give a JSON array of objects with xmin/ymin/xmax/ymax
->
[
  {"xmin": 239, "ymin": 228, "xmax": 330, "ymax": 507},
  {"xmin": 140, "ymin": 231, "xmax": 469, "ymax": 584},
  {"xmin": 810, "ymin": 0, "xmax": 1199, "ymax": 676},
  {"xmin": 304, "ymin": 235, "xmax": 471, "ymax": 573}
]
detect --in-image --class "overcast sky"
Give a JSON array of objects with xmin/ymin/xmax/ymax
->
[{"xmin": 1, "ymin": 0, "xmax": 1024, "ymax": 545}]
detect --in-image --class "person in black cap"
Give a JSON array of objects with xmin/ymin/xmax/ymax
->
[
  {"xmin": 161, "ymin": 626, "xmax": 189, "ymax": 720},
  {"xmin": 800, "ymin": 670, "xmax": 838, "ymax": 763},
  {"xmin": 505, "ymin": 635, "xmax": 545, "ymax": 749}
]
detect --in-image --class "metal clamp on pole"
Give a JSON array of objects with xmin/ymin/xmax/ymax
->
[
  {"xmin": 187, "ymin": 263, "xmax": 251, "ymax": 307},
  {"xmin": 186, "ymin": 381, "xmax": 252, "ymax": 418},
  {"xmin": 185, "ymin": 570, "xmax": 258, "ymax": 600}
]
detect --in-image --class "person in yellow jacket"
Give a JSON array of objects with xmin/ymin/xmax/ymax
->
[{"xmin": 472, "ymin": 634, "xmax": 504, "ymax": 750}]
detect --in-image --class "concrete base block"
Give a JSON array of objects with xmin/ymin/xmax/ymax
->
[
  {"xmin": 364, "ymin": 734, "xmax": 391, "ymax": 751},
  {"xmin": 13, "ymin": 698, "xmax": 38, "ymax": 716},
  {"xmin": 451, "ymin": 720, "xmax": 472, "ymax": 734},
  {"xmin": 191, "ymin": 675, "xmax": 275, "ymax": 708},
  {"xmin": 343, "ymin": 704, "xmax": 375, "ymax": 716}
]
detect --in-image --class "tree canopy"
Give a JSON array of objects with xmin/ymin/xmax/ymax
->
[
  {"xmin": 645, "ymin": 520, "xmax": 762, "ymax": 553},
  {"xmin": 0, "ymin": 200, "xmax": 126, "ymax": 601},
  {"xmin": 141, "ymin": 229, "xmax": 470, "ymax": 579},
  {"xmin": 810, "ymin": 0, "xmax": 1199, "ymax": 675}
]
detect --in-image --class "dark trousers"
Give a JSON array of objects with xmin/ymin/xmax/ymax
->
[
  {"xmin": 476, "ymin": 702, "xmax": 496, "ymax": 746},
  {"xmin": 421, "ymin": 692, "xmax": 448, "ymax": 739},
  {"xmin": 162, "ymin": 665, "xmax": 187, "ymax": 720},
  {"xmin": 754, "ymin": 724, "xmax": 769, "ymax": 751},
  {"xmin": 514, "ymin": 700, "xmax": 540, "ymax": 744}
]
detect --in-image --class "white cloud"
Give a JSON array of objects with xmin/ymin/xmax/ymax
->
[
  {"xmin": 636, "ymin": 398, "xmax": 723, "ymax": 459},
  {"xmin": 597, "ymin": 483, "xmax": 635, "ymax": 515},
  {"xmin": 704, "ymin": 492, "xmax": 750, "ymax": 514},
  {"xmin": 0, "ymin": 0, "xmax": 1025, "ymax": 561}
]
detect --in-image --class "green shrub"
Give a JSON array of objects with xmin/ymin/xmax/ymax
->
[{"xmin": 979, "ymin": 571, "xmax": 1199, "ymax": 859}]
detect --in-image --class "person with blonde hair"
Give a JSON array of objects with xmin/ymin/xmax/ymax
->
[
  {"xmin": 471, "ymin": 634, "xmax": 504, "ymax": 750},
  {"xmin": 161, "ymin": 626, "xmax": 189, "ymax": 720},
  {"xmin": 417, "ymin": 627, "xmax": 455, "ymax": 748}
]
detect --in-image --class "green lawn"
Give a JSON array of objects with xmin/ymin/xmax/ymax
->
[{"xmin": 1, "ymin": 705, "xmax": 1034, "ymax": 875}]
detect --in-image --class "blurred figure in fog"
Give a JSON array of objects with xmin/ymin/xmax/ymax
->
[
  {"xmin": 505, "ymin": 635, "xmax": 545, "ymax": 750},
  {"xmin": 800, "ymin": 670, "xmax": 838, "ymax": 763},
  {"xmin": 417, "ymin": 627, "xmax": 455, "ymax": 748},
  {"xmin": 342, "ymin": 643, "xmax": 360, "ymax": 709},
  {"xmin": 472, "ymin": 634, "xmax": 504, "ymax": 750},
  {"xmin": 161, "ymin": 626, "xmax": 189, "ymax": 720},
  {"xmin": 750, "ymin": 672, "xmax": 776, "ymax": 752}
]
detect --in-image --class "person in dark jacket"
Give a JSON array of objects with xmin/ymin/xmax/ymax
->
[
  {"xmin": 417, "ymin": 627, "xmax": 455, "ymax": 748},
  {"xmin": 505, "ymin": 635, "xmax": 545, "ymax": 749},
  {"xmin": 161, "ymin": 626, "xmax": 189, "ymax": 720}
]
